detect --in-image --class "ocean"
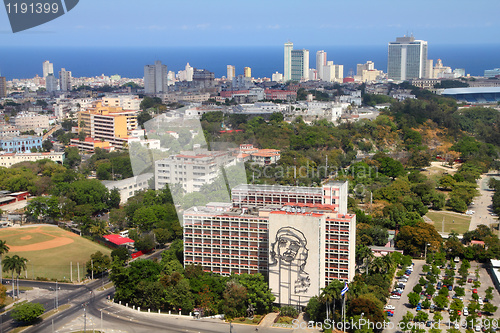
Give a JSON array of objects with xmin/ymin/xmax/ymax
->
[{"xmin": 1, "ymin": 44, "xmax": 499, "ymax": 80}]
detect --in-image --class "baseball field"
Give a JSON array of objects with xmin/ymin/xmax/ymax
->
[{"xmin": 0, "ymin": 225, "xmax": 112, "ymax": 282}]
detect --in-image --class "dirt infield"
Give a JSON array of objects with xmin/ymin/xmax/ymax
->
[{"xmin": 3, "ymin": 226, "xmax": 74, "ymax": 251}]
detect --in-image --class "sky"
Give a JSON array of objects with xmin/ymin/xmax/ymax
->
[{"xmin": 1, "ymin": 0, "xmax": 500, "ymax": 47}]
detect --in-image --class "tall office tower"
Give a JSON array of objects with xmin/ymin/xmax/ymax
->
[
  {"xmin": 356, "ymin": 61, "xmax": 374, "ymax": 76},
  {"xmin": 185, "ymin": 63, "xmax": 193, "ymax": 82},
  {"xmin": 59, "ymin": 68, "xmax": 72, "ymax": 92},
  {"xmin": 323, "ymin": 61, "xmax": 344, "ymax": 82},
  {"xmin": 388, "ymin": 35, "xmax": 428, "ymax": 81},
  {"xmin": 227, "ymin": 65, "xmax": 235, "ymax": 80},
  {"xmin": 291, "ymin": 49, "xmax": 309, "ymax": 81},
  {"xmin": 0, "ymin": 76, "xmax": 6, "ymax": 98},
  {"xmin": 42, "ymin": 60, "xmax": 53, "ymax": 78},
  {"xmin": 244, "ymin": 67, "xmax": 251, "ymax": 78},
  {"xmin": 144, "ymin": 60, "xmax": 168, "ymax": 94},
  {"xmin": 316, "ymin": 50, "xmax": 327, "ymax": 80},
  {"xmin": 45, "ymin": 73, "xmax": 57, "ymax": 92},
  {"xmin": 284, "ymin": 41, "xmax": 293, "ymax": 82}
]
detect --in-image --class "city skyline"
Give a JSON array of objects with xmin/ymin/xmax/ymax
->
[{"xmin": 0, "ymin": 0, "xmax": 499, "ymax": 47}]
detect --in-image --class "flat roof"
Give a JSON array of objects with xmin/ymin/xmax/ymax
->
[
  {"xmin": 104, "ymin": 234, "xmax": 135, "ymax": 245},
  {"xmin": 442, "ymin": 87, "xmax": 500, "ymax": 94}
]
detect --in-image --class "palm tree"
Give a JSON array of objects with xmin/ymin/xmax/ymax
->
[
  {"xmin": 3, "ymin": 255, "xmax": 27, "ymax": 299},
  {"xmin": 356, "ymin": 245, "xmax": 374, "ymax": 275},
  {"xmin": 369, "ymin": 257, "xmax": 386, "ymax": 274},
  {"xmin": 0, "ymin": 240, "xmax": 9, "ymax": 284},
  {"xmin": 320, "ymin": 279, "xmax": 343, "ymax": 321}
]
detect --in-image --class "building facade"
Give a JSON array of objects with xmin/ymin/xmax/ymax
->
[
  {"xmin": 0, "ymin": 77, "xmax": 6, "ymax": 98},
  {"xmin": 102, "ymin": 173, "xmax": 153, "ymax": 204},
  {"xmin": 155, "ymin": 149, "xmax": 236, "ymax": 193},
  {"xmin": 316, "ymin": 51, "xmax": 327, "ymax": 80},
  {"xmin": 0, "ymin": 151, "xmax": 64, "ymax": 168},
  {"xmin": 59, "ymin": 68, "xmax": 72, "ymax": 92},
  {"xmin": 291, "ymin": 49, "xmax": 309, "ymax": 81},
  {"xmin": 227, "ymin": 65, "xmax": 235, "ymax": 80},
  {"xmin": 183, "ymin": 181, "xmax": 356, "ymax": 307},
  {"xmin": 79, "ymin": 101, "xmax": 138, "ymax": 148},
  {"xmin": 144, "ymin": 60, "xmax": 169, "ymax": 94},
  {"xmin": 284, "ymin": 42, "xmax": 293, "ymax": 82},
  {"xmin": 244, "ymin": 67, "xmax": 252, "ymax": 78},
  {"xmin": 0, "ymin": 136, "xmax": 42, "ymax": 153},
  {"xmin": 42, "ymin": 61, "xmax": 53, "ymax": 78},
  {"xmin": 14, "ymin": 112, "xmax": 50, "ymax": 131},
  {"xmin": 388, "ymin": 35, "xmax": 428, "ymax": 81}
]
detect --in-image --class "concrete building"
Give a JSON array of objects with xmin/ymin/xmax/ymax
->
[
  {"xmin": 291, "ymin": 49, "xmax": 309, "ymax": 81},
  {"xmin": 59, "ymin": 68, "xmax": 72, "ymax": 92},
  {"xmin": 102, "ymin": 173, "xmax": 153, "ymax": 204},
  {"xmin": 0, "ymin": 77, "xmax": 6, "ymax": 98},
  {"xmin": 0, "ymin": 125, "xmax": 20, "ymax": 137},
  {"xmin": 0, "ymin": 136, "xmax": 42, "ymax": 153},
  {"xmin": 323, "ymin": 61, "xmax": 343, "ymax": 83},
  {"xmin": 183, "ymin": 181, "xmax": 356, "ymax": 307},
  {"xmin": 79, "ymin": 101, "xmax": 138, "ymax": 148},
  {"xmin": 14, "ymin": 112, "xmax": 50, "ymax": 132},
  {"xmin": 284, "ymin": 41, "xmax": 294, "ymax": 82},
  {"xmin": 155, "ymin": 149, "xmax": 236, "ymax": 193},
  {"xmin": 356, "ymin": 61, "xmax": 374, "ymax": 76},
  {"xmin": 144, "ymin": 60, "xmax": 169, "ymax": 94},
  {"xmin": 272, "ymin": 72, "xmax": 283, "ymax": 82},
  {"xmin": 237, "ymin": 144, "xmax": 280, "ymax": 166},
  {"xmin": 485, "ymin": 68, "xmax": 500, "ymax": 78},
  {"xmin": 69, "ymin": 137, "xmax": 111, "ymax": 152},
  {"xmin": 388, "ymin": 35, "xmax": 428, "ymax": 81},
  {"xmin": 0, "ymin": 151, "xmax": 64, "ymax": 168},
  {"xmin": 102, "ymin": 95, "xmax": 142, "ymax": 111},
  {"xmin": 227, "ymin": 65, "xmax": 235, "ymax": 81},
  {"xmin": 45, "ymin": 74, "xmax": 57, "ymax": 93},
  {"xmin": 42, "ymin": 61, "xmax": 53, "ymax": 78},
  {"xmin": 244, "ymin": 67, "xmax": 252, "ymax": 78},
  {"xmin": 316, "ymin": 51, "xmax": 327, "ymax": 80}
]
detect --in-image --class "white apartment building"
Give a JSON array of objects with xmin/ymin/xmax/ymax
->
[
  {"xmin": 102, "ymin": 95, "xmax": 142, "ymax": 111},
  {"xmin": 14, "ymin": 112, "xmax": 50, "ymax": 131},
  {"xmin": 155, "ymin": 149, "xmax": 236, "ymax": 193},
  {"xmin": 183, "ymin": 181, "xmax": 356, "ymax": 307},
  {"xmin": 0, "ymin": 151, "xmax": 64, "ymax": 168},
  {"xmin": 101, "ymin": 173, "xmax": 153, "ymax": 204}
]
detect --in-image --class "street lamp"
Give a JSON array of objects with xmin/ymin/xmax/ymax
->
[{"xmin": 424, "ymin": 243, "xmax": 431, "ymax": 262}]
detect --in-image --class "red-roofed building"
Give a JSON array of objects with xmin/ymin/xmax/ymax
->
[{"xmin": 103, "ymin": 234, "xmax": 135, "ymax": 249}]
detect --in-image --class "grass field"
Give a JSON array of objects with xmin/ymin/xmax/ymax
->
[
  {"xmin": 0, "ymin": 225, "xmax": 111, "ymax": 282},
  {"xmin": 425, "ymin": 211, "xmax": 471, "ymax": 234}
]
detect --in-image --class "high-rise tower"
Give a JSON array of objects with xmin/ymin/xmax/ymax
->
[
  {"xmin": 284, "ymin": 41, "xmax": 293, "ymax": 82},
  {"xmin": 316, "ymin": 51, "xmax": 327, "ymax": 80},
  {"xmin": 42, "ymin": 61, "xmax": 53, "ymax": 78},
  {"xmin": 388, "ymin": 35, "xmax": 428, "ymax": 81},
  {"xmin": 144, "ymin": 60, "xmax": 168, "ymax": 94},
  {"xmin": 58, "ymin": 68, "xmax": 72, "ymax": 92}
]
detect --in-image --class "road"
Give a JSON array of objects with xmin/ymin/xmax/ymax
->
[
  {"xmin": 0, "ymin": 278, "xmax": 108, "ymax": 332},
  {"xmin": 469, "ymin": 173, "xmax": 498, "ymax": 232},
  {"xmin": 385, "ymin": 259, "xmax": 425, "ymax": 333}
]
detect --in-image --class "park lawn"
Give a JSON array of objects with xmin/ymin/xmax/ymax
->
[
  {"xmin": 425, "ymin": 211, "xmax": 471, "ymax": 234},
  {"xmin": 0, "ymin": 226, "xmax": 111, "ymax": 281}
]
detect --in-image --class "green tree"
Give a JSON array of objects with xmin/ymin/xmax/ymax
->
[
  {"xmin": 408, "ymin": 292, "xmax": 420, "ymax": 307},
  {"xmin": 108, "ymin": 188, "xmax": 121, "ymax": 209},
  {"xmin": 414, "ymin": 311, "xmax": 429, "ymax": 322},
  {"xmin": 0, "ymin": 240, "xmax": 9, "ymax": 285},
  {"xmin": 111, "ymin": 247, "xmax": 129, "ymax": 263},
  {"xmin": 3, "ymin": 255, "xmax": 27, "ymax": 299},
  {"xmin": 42, "ymin": 140, "xmax": 53, "ymax": 152},
  {"xmin": 482, "ymin": 303, "xmax": 497, "ymax": 315},
  {"xmin": 64, "ymin": 147, "xmax": 81, "ymax": 168},
  {"xmin": 86, "ymin": 251, "xmax": 111, "ymax": 277},
  {"xmin": 10, "ymin": 302, "xmax": 45, "ymax": 323}
]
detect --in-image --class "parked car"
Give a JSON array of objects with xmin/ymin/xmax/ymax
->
[
  {"xmin": 475, "ymin": 325, "xmax": 481, "ymax": 332},
  {"xmin": 473, "ymin": 288, "xmax": 478, "ymax": 294},
  {"xmin": 416, "ymin": 306, "xmax": 422, "ymax": 311},
  {"xmin": 390, "ymin": 295, "xmax": 401, "ymax": 299},
  {"xmin": 385, "ymin": 305, "xmax": 396, "ymax": 310},
  {"xmin": 463, "ymin": 307, "xmax": 469, "ymax": 316},
  {"xmin": 426, "ymin": 321, "xmax": 433, "ymax": 327},
  {"xmin": 386, "ymin": 311, "xmax": 394, "ymax": 317},
  {"xmin": 448, "ymin": 285, "xmax": 453, "ymax": 291},
  {"xmin": 468, "ymin": 278, "xmax": 473, "ymax": 283},
  {"xmin": 478, "ymin": 298, "xmax": 484, "ymax": 305}
]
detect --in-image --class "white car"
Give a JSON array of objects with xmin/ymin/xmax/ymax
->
[
  {"xmin": 463, "ymin": 308, "xmax": 469, "ymax": 316},
  {"xmin": 455, "ymin": 324, "xmax": 460, "ymax": 329},
  {"xmin": 475, "ymin": 325, "xmax": 481, "ymax": 332},
  {"xmin": 390, "ymin": 295, "xmax": 401, "ymax": 299},
  {"xmin": 478, "ymin": 298, "xmax": 483, "ymax": 305},
  {"xmin": 385, "ymin": 305, "xmax": 396, "ymax": 310}
]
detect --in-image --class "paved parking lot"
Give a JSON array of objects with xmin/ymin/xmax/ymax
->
[{"xmin": 383, "ymin": 260, "xmax": 500, "ymax": 333}]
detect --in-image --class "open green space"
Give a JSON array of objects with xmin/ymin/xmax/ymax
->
[
  {"xmin": 0, "ymin": 226, "xmax": 111, "ymax": 281},
  {"xmin": 425, "ymin": 211, "xmax": 471, "ymax": 234}
]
